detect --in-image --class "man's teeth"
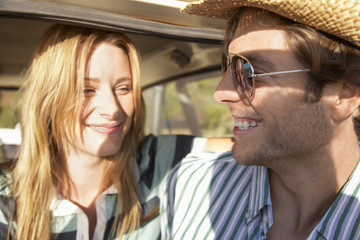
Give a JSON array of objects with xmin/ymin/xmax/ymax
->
[{"xmin": 235, "ymin": 120, "xmax": 259, "ymax": 130}]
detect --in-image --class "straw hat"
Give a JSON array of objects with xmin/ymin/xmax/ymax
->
[{"xmin": 182, "ymin": 0, "xmax": 360, "ymax": 48}]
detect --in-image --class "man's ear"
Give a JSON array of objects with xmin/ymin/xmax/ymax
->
[{"xmin": 332, "ymin": 80, "xmax": 360, "ymax": 122}]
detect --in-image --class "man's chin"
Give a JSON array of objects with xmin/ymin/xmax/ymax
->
[
  {"xmin": 231, "ymin": 148, "xmax": 251, "ymax": 166},
  {"xmin": 231, "ymin": 142, "xmax": 246, "ymax": 163},
  {"xmin": 231, "ymin": 145, "xmax": 267, "ymax": 167}
]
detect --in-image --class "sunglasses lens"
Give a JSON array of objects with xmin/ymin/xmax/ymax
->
[
  {"xmin": 222, "ymin": 53, "xmax": 255, "ymax": 99},
  {"xmin": 234, "ymin": 57, "xmax": 254, "ymax": 98},
  {"xmin": 221, "ymin": 54, "xmax": 228, "ymax": 74}
]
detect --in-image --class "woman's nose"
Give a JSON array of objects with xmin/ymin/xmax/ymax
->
[{"xmin": 97, "ymin": 91, "xmax": 121, "ymax": 120}]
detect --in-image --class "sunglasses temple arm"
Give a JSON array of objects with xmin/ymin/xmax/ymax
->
[{"xmin": 252, "ymin": 69, "xmax": 311, "ymax": 78}]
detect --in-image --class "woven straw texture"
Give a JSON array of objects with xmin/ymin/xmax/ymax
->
[{"xmin": 182, "ymin": 0, "xmax": 360, "ymax": 48}]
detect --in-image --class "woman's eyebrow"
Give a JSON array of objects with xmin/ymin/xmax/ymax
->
[
  {"xmin": 114, "ymin": 77, "xmax": 132, "ymax": 84},
  {"xmin": 84, "ymin": 77, "xmax": 100, "ymax": 84},
  {"xmin": 84, "ymin": 77, "xmax": 132, "ymax": 82}
]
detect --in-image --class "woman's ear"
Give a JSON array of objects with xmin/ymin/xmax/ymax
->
[{"xmin": 332, "ymin": 80, "xmax": 360, "ymax": 122}]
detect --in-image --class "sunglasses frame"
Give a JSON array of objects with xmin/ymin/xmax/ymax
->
[{"xmin": 222, "ymin": 53, "xmax": 311, "ymax": 100}]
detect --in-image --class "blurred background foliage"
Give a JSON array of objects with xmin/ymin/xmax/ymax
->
[{"xmin": 0, "ymin": 90, "xmax": 21, "ymax": 128}]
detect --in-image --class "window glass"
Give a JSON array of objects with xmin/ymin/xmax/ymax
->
[
  {"xmin": 143, "ymin": 76, "xmax": 233, "ymax": 137},
  {"xmin": 0, "ymin": 90, "xmax": 21, "ymax": 128},
  {"xmin": 0, "ymin": 89, "xmax": 21, "ymax": 162}
]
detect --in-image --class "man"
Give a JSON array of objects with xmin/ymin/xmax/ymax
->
[{"xmin": 161, "ymin": 0, "xmax": 360, "ymax": 239}]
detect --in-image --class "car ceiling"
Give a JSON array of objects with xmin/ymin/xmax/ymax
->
[{"xmin": 0, "ymin": 0, "xmax": 226, "ymax": 89}]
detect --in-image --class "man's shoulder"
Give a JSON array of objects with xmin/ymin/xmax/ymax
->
[
  {"xmin": 175, "ymin": 151, "xmax": 247, "ymax": 170},
  {"xmin": 162, "ymin": 151, "xmax": 267, "ymax": 240},
  {"xmin": 168, "ymin": 151, "xmax": 257, "ymax": 184}
]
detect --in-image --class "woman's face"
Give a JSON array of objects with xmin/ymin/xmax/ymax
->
[{"xmin": 72, "ymin": 42, "xmax": 134, "ymax": 158}]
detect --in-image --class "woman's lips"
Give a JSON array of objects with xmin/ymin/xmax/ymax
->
[{"xmin": 87, "ymin": 123, "xmax": 122, "ymax": 134}]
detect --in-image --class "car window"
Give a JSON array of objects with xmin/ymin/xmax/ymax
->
[{"xmin": 143, "ymin": 75, "xmax": 233, "ymax": 137}]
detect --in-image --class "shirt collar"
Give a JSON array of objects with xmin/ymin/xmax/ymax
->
[
  {"xmin": 244, "ymin": 159, "xmax": 360, "ymax": 239},
  {"xmin": 314, "ymin": 159, "xmax": 360, "ymax": 239},
  {"xmin": 247, "ymin": 166, "xmax": 271, "ymax": 222},
  {"xmin": 50, "ymin": 158, "xmax": 140, "ymax": 216}
]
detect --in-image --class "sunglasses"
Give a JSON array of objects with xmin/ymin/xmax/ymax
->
[{"xmin": 221, "ymin": 53, "xmax": 311, "ymax": 100}]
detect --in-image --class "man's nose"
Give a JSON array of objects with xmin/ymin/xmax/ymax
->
[{"xmin": 213, "ymin": 69, "xmax": 241, "ymax": 104}]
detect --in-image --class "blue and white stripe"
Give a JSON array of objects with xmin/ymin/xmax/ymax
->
[{"xmin": 162, "ymin": 151, "xmax": 360, "ymax": 240}]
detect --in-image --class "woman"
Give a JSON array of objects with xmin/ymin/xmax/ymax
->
[
  {"xmin": 0, "ymin": 24, "xmax": 147, "ymax": 239},
  {"xmin": 0, "ymin": 24, "xmax": 227, "ymax": 240},
  {"xmin": 0, "ymin": 24, "xmax": 232, "ymax": 239}
]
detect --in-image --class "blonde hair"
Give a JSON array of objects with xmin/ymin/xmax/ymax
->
[{"xmin": 11, "ymin": 24, "xmax": 145, "ymax": 239}]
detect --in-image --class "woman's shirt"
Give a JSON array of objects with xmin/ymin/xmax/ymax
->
[{"xmin": 0, "ymin": 134, "xmax": 206, "ymax": 240}]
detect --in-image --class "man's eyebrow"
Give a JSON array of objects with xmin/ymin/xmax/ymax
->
[{"xmin": 245, "ymin": 54, "xmax": 276, "ymax": 70}]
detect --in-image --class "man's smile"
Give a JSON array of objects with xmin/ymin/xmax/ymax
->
[{"xmin": 234, "ymin": 119, "xmax": 260, "ymax": 130}]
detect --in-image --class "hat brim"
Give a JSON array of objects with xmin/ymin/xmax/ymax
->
[{"xmin": 181, "ymin": 0, "xmax": 360, "ymax": 48}]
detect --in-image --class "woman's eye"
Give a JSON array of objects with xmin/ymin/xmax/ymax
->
[
  {"xmin": 83, "ymin": 87, "xmax": 95, "ymax": 96},
  {"xmin": 116, "ymin": 86, "xmax": 132, "ymax": 95}
]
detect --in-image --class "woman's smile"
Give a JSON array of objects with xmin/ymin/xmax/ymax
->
[{"xmin": 86, "ymin": 122, "xmax": 123, "ymax": 135}]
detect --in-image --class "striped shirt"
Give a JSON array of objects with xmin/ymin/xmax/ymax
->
[
  {"xmin": 0, "ymin": 134, "xmax": 206, "ymax": 240},
  {"xmin": 161, "ymin": 151, "xmax": 360, "ymax": 240}
]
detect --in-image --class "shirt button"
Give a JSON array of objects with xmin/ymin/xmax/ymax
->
[{"xmin": 245, "ymin": 212, "xmax": 250, "ymax": 219}]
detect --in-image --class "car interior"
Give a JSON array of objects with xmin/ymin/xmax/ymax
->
[{"xmin": 0, "ymin": 0, "xmax": 233, "ymax": 161}]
